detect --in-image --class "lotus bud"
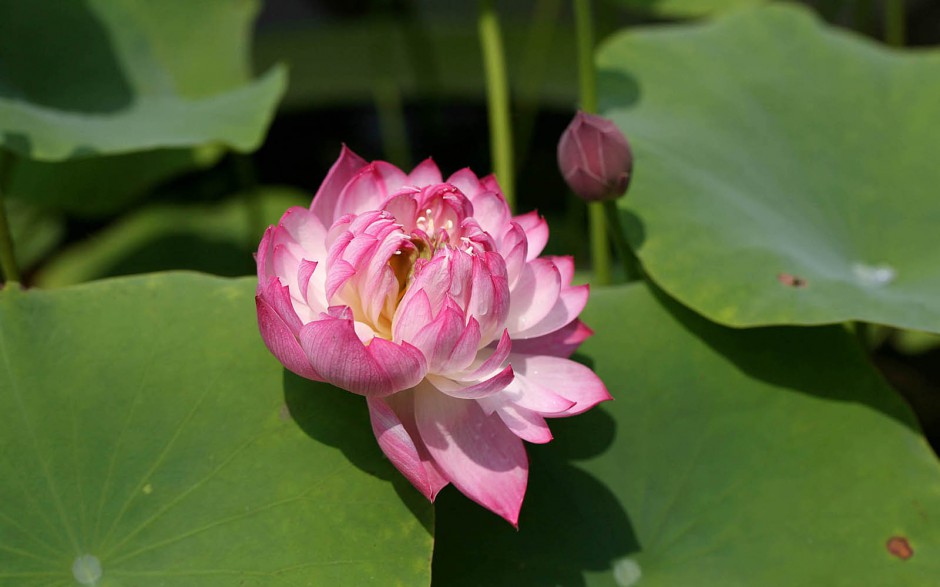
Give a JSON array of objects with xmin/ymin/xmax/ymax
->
[{"xmin": 557, "ymin": 111, "xmax": 633, "ymax": 202}]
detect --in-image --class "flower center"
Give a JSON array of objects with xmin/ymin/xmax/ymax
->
[
  {"xmin": 416, "ymin": 207, "xmax": 455, "ymax": 239},
  {"xmin": 382, "ymin": 186, "xmax": 473, "ymax": 302},
  {"xmin": 387, "ymin": 219, "xmax": 450, "ymax": 307},
  {"xmin": 334, "ymin": 183, "xmax": 499, "ymax": 341},
  {"xmin": 389, "ymin": 244, "xmax": 419, "ymax": 303}
]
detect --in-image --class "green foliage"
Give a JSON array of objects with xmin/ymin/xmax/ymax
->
[
  {"xmin": 598, "ymin": 4, "xmax": 940, "ymax": 332},
  {"xmin": 254, "ymin": 19, "xmax": 578, "ymax": 110},
  {"xmin": 0, "ymin": 274, "xmax": 433, "ymax": 586},
  {"xmin": 6, "ymin": 147, "xmax": 224, "ymax": 218},
  {"xmin": 5, "ymin": 199, "xmax": 63, "ymax": 271},
  {"xmin": 0, "ymin": 1, "xmax": 938, "ymax": 584},
  {"xmin": 893, "ymin": 329, "xmax": 940, "ymax": 355},
  {"xmin": 433, "ymin": 283, "xmax": 940, "ymax": 585},
  {"xmin": 35, "ymin": 187, "xmax": 309, "ymax": 288},
  {"xmin": 0, "ymin": 0, "xmax": 286, "ymax": 219},
  {"xmin": 609, "ymin": 0, "xmax": 765, "ymax": 18},
  {"xmin": 0, "ymin": 0, "xmax": 286, "ymax": 161}
]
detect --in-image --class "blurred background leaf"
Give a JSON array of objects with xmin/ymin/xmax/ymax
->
[
  {"xmin": 0, "ymin": 0, "xmax": 286, "ymax": 161},
  {"xmin": 6, "ymin": 146, "xmax": 225, "ymax": 218},
  {"xmin": 253, "ymin": 16, "xmax": 578, "ymax": 111},
  {"xmin": 892, "ymin": 329, "xmax": 940, "ymax": 356},
  {"xmin": 35, "ymin": 187, "xmax": 308, "ymax": 288},
  {"xmin": 5, "ymin": 198, "xmax": 64, "ymax": 272},
  {"xmin": 608, "ymin": 0, "xmax": 766, "ymax": 18},
  {"xmin": 0, "ymin": 0, "xmax": 285, "ymax": 224}
]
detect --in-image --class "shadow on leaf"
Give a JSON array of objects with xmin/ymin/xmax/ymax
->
[
  {"xmin": 282, "ymin": 370, "xmax": 435, "ymax": 536},
  {"xmin": 648, "ymin": 283, "xmax": 918, "ymax": 431},
  {"xmin": 597, "ymin": 69, "xmax": 642, "ymax": 112},
  {"xmin": 433, "ymin": 407, "xmax": 639, "ymax": 586}
]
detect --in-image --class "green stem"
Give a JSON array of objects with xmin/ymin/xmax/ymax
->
[
  {"xmin": 478, "ymin": 0, "xmax": 515, "ymax": 210},
  {"xmin": 373, "ymin": 79, "xmax": 412, "ymax": 169},
  {"xmin": 574, "ymin": 0, "xmax": 598, "ymax": 114},
  {"xmin": 603, "ymin": 200, "xmax": 642, "ymax": 281},
  {"xmin": 574, "ymin": 0, "xmax": 612, "ymax": 285},
  {"xmin": 0, "ymin": 150, "xmax": 20, "ymax": 284},
  {"xmin": 885, "ymin": 0, "xmax": 905, "ymax": 46},
  {"xmin": 371, "ymin": 16, "xmax": 412, "ymax": 169},
  {"xmin": 589, "ymin": 203, "xmax": 611, "ymax": 285},
  {"xmin": 516, "ymin": 0, "xmax": 563, "ymax": 172},
  {"xmin": 399, "ymin": 0, "xmax": 442, "ymax": 98}
]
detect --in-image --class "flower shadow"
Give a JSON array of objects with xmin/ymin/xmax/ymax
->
[
  {"xmin": 282, "ymin": 370, "xmax": 434, "ymax": 536},
  {"xmin": 284, "ymin": 370, "xmax": 640, "ymax": 582},
  {"xmin": 432, "ymin": 407, "xmax": 641, "ymax": 586},
  {"xmin": 597, "ymin": 69, "xmax": 642, "ymax": 112},
  {"xmin": 648, "ymin": 284, "xmax": 919, "ymax": 431}
]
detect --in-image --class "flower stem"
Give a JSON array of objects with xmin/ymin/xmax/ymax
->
[
  {"xmin": 371, "ymin": 16, "xmax": 412, "ymax": 169},
  {"xmin": 373, "ymin": 79, "xmax": 412, "ymax": 170},
  {"xmin": 573, "ymin": 0, "xmax": 613, "ymax": 285},
  {"xmin": 0, "ymin": 150, "xmax": 20, "ymax": 284},
  {"xmin": 603, "ymin": 200, "xmax": 642, "ymax": 281},
  {"xmin": 515, "ymin": 0, "xmax": 563, "ymax": 173},
  {"xmin": 478, "ymin": 0, "xmax": 515, "ymax": 210},
  {"xmin": 574, "ymin": 0, "xmax": 598, "ymax": 115},
  {"xmin": 588, "ymin": 203, "xmax": 610, "ymax": 284},
  {"xmin": 885, "ymin": 0, "xmax": 905, "ymax": 46}
]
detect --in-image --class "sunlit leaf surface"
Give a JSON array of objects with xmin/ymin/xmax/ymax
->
[
  {"xmin": 599, "ymin": 5, "xmax": 940, "ymax": 332},
  {"xmin": 0, "ymin": 274, "xmax": 433, "ymax": 586},
  {"xmin": 433, "ymin": 283, "xmax": 940, "ymax": 585}
]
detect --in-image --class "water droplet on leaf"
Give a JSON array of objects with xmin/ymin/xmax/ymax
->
[
  {"xmin": 852, "ymin": 262, "xmax": 896, "ymax": 286},
  {"xmin": 72, "ymin": 554, "xmax": 102, "ymax": 585},
  {"xmin": 613, "ymin": 557, "xmax": 642, "ymax": 586}
]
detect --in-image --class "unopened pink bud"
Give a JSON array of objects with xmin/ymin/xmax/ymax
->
[{"xmin": 557, "ymin": 111, "xmax": 633, "ymax": 202}]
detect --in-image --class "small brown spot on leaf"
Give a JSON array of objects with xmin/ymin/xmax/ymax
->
[
  {"xmin": 777, "ymin": 272, "xmax": 807, "ymax": 288},
  {"xmin": 886, "ymin": 536, "xmax": 913, "ymax": 560}
]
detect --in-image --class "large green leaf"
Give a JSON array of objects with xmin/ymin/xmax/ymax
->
[
  {"xmin": 0, "ymin": 0, "xmax": 285, "ymax": 161},
  {"xmin": 433, "ymin": 283, "xmax": 940, "ymax": 585},
  {"xmin": 598, "ymin": 5, "xmax": 940, "ymax": 332},
  {"xmin": 35, "ymin": 187, "xmax": 308, "ymax": 288},
  {"xmin": 0, "ymin": 274, "xmax": 433, "ymax": 586}
]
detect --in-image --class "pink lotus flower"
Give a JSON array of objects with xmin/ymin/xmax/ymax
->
[{"xmin": 256, "ymin": 146, "xmax": 610, "ymax": 525}]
